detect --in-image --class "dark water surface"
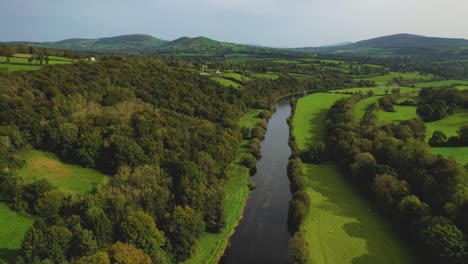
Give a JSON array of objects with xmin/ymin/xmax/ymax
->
[{"xmin": 220, "ymin": 100, "xmax": 292, "ymax": 264}]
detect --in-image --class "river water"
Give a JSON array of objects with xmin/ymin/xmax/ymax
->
[{"xmin": 220, "ymin": 100, "xmax": 292, "ymax": 264}]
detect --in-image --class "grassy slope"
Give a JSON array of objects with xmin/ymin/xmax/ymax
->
[
  {"xmin": 0, "ymin": 64, "xmax": 42, "ymax": 71},
  {"xmin": 302, "ymin": 164, "xmax": 416, "ymax": 264},
  {"xmin": 377, "ymin": 105, "xmax": 418, "ymax": 125},
  {"xmin": 0, "ymin": 203, "xmax": 35, "ymax": 262},
  {"xmin": 211, "ymin": 77, "xmax": 241, "ymax": 88},
  {"xmin": 425, "ymin": 109, "xmax": 468, "ymax": 139},
  {"xmin": 184, "ymin": 110, "xmax": 263, "ymax": 264},
  {"xmin": 293, "ymin": 93, "xmax": 349, "ymax": 149},
  {"xmin": 355, "ymin": 96, "xmax": 380, "ymax": 124},
  {"xmin": 361, "ymin": 72, "xmax": 433, "ymax": 85},
  {"xmin": 412, "ymin": 80, "xmax": 468, "ymax": 88},
  {"xmin": 16, "ymin": 149, "xmax": 109, "ymax": 195},
  {"xmin": 431, "ymin": 147, "xmax": 468, "ymax": 165},
  {"xmin": 293, "ymin": 93, "xmax": 417, "ymax": 264},
  {"xmin": 250, "ymin": 72, "xmax": 279, "ymax": 80}
]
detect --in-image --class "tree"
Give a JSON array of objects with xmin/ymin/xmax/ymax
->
[
  {"xmin": 4, "ymin": 46, "xmax": 15, "ymax": 63},
  {"xmin": 43, "ymin": 225, "xmax": 72, "ymax": 262},
  {"xmin": 70, "ymin": 225, "xmax": 99, "ymax": 258},
  {"xmin": 429, "ymin": 131, "xmax": 447, "ymax": 146},
  {"xmin": 44, "ymin": 56, "xmax": 49, "ymax": 65},
  {"xmin": 420, "ymin": 216, "xmax": 467, "ymax": 263},
  {"xmin": 457, "ymin": 124, "xmax": 468, "ymax": 145},
  {"xmin": 121, "ymin": 210, "xmax": 166, "ymax": 256},
  {"xmin": 165, "ymin": 206, "xmax": 205, "ymax": 261},
  {"xmin": 35, "ymin": 189, "xmax": 69, "ymax": 220},
  {"xmin": 76, "ymin": 251, "xmax": 110, "ymax": 264},
  {"xmin": 83, "ymin": 206, "xmax": 113, "ymax": 246},
  {"xmin": 240, "ymin": 154, "xmax": 256, "ymax": 169},
  {"xmin": 107, "ymin": 242, "xmax": 152, "ymax": 264},
  {"xmin": 372, "ymin": 174, "xmax": 409, "ymax": 210},
  {"xmin": 21, "ymin": 225, "xmax": 45, "ymax": 262}
]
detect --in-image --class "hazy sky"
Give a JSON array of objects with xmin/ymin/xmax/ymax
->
[{"xmin": 1, "ymin": 0, "xmax": 468, "ymax": 47}]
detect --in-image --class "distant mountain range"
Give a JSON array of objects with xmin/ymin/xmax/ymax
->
[{"xmin": 6, "ymin": 33, "xmax": 468, "ymax": 57}]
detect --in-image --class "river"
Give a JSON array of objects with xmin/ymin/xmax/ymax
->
[{"xmin": 220, "ymin": 100, "xmax": 292, "ymax": 264}]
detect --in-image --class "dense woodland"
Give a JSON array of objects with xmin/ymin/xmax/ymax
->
[{"xmin": 0, "ymin": 57, "xmax": 357, "ymax": 263}]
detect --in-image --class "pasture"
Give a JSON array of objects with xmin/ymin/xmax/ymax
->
[
  {"xmin": 431, "ymin": 147, "xmax": 468, "ymax": 166},
  {"xmin": 412, "ymin": 80, "xmax": 468, "ymax": 88},
  {"xmin": 293, "ymin": 93, "xmax": 349, "ymax": 149},
  {"xmin": 360, "ymin": 72, "xmax": 433, "ymax": 85},
  {"xmin": 355, "ymin": 96, "xmax": 380, "ymax": 124},
  {"xmin": 0, "ymin": 64, "xmax": 42, "ymax": 71},
  {"xmin": 16, "ymin": 149, "xmax": 109, "ymax": 194},
  {"xmin": 300, "ymin": 164, "xmax": 417, "ymax": 264},
  {"xmin": 211, "ymin": 77, "xmax": 241, "ymax": 88},
  {"xmin": 0, "ymin": 203, "xmax": 35, "ymax": 262}
]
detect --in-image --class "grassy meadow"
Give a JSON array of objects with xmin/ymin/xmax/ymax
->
[
  {"xmin": 17, "ymin": 149, "xmax": 109, "ymax": 194},
  {"xmin": 360, "ymin": 72, "xmax": 433, "ymax": 85},
  {"xmin": 293, "ymin": 93, "xmax": 349, "ymax": 149},
  {"xmin": 431, "ymin": 147, "xmax": 468, "ymax": 166},
  {"xmin": 412, "ymin": 80, "xmax": 468, "ymax": 88},
  {"xmin": 211, "ymin": 77, "xmax": 241, "ymax": 88},
  {"xmin": 355, "ymin": 96, "xmax": 380, "ymax": 124},
  {"xmin": 0, "ymin": 203, "xmax": 35, "ymax": 262},
  {"xmin": 301, "ymin": 164, "xmax": 417, "ymax": 264}
]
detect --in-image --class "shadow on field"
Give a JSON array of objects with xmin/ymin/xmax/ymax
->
[
  {"xmin": 305, "ymin": 164, "xmax": 414, "ymax": 263},
  {"xmin": 306, "ymin": 108, "xmax": 328, "ymax": 143},
  {"xmin": 0, "ymin": 248, "xmax": 20, "ymax": 262}
]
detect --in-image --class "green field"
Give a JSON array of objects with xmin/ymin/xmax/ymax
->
[
  {"xmin": 412, "ymin": 80, "xmax": 468, "ymax": 88},
  {"xmin": 377, "ymin": 105, "xmax": 418, "ymax": 125},
  {"xmin": 0, "ymin": 203, "xmax": 35, "ymax": 262},
  {"xmin": 211, "ymin": 77, "xmax": 241, "ymax": 88},
  {"xmin": 301, "ymin": 164, "xmax": 417, "ymax": 264},
  {"xmin": 431, "ymin": 147, "xmax": 468, "ymax": 165},
  {"xmin": 456, "ymin": 85, "xmax": 468, "ymax": 90},
  {"xmin": 0, "ymin": 55, "xmax": 71, "ymax": 65},
  {"xmin": 239, "ymin": 109, "xmax": 267, "ymax": 129},
  {"xmin": 293, "ymin": 93, "xmax": 349, "ymax": 149},
  {"xmin": 355, "ymin": 96, "xmax": 380, "ymax": 124},
  {"xmin": 425, "ymin": 109, "xmax": 468, "ymax": 140},
  {"xmin": 0, "ymin": 64, "xmax": 42, "ymax": 71},
  {"xmin": 250, "ymin": 72, "xmax": 279, "ymax": 80},
  {"xmin": 360, "ymin": 72, "xmax": 433, "ymax": 85},
  {"xmin": 16, "ymin": 149, "xmax": 109, "ymax": 194},
  {"xmin": 333, "ymin": 86, "xmax": 415, "ymax": 95},
  {"xmin": 222, "ymin": 71, "xmax": 250, "ymax": 82}
]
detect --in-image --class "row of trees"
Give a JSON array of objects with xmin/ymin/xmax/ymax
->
[{"xmin": 325, "ymin": 95, "xmax": 467, "ymax": 263}]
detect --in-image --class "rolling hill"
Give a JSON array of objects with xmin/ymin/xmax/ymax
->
[
  {"xmin": 296, "ymin": 33, "xmax": 468, "ymax": 57},
  {"xmin": 30, "ymin": 34, "xmax": 277, "ymax": 56}
]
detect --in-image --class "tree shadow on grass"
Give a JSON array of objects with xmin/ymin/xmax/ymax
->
[
  {"xmin": 304, "ymin": 164, "xmax": 418, "ymax": 264},
  {"xmin": 306, "ymin": 108, "xmax": 329, "ymax": 143},
  {"xmin": 0, "ymin": 248, "xmax": 20, "ymax": 263}
]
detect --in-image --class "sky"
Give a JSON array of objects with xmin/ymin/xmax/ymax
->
[{"xmin": 1, "ymin": 0, "xmax": 468, "ymax": 47}]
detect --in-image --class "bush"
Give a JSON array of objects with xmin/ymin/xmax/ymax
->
[
  {"xmin": 240, "ymin": 154, "xmax": 256, "ymax": 169},
  {"xmin": 288, "ymin": 231, "xmax": 309, "ymax": 264}
]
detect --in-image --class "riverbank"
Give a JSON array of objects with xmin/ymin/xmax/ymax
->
[
  {"xmin": 184, "ymin": 108, "xmax": 268, "ymax": 264},
  {"xmin": 291, "ymin": 93, "xmax": 418, "ymax": 263}
]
